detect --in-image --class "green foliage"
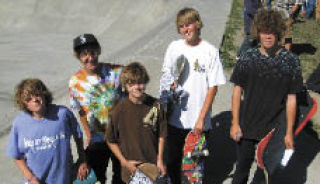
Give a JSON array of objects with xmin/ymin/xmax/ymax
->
[
  {"xmin": 220, "ymin": 0, "xmax": 244, "ymax": 69},
  {"xmin": 220, "ymin": 0, "xmax": 320, "ymax": 76}
]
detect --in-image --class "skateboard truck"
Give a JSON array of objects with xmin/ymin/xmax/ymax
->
[{"xmin": 186, "ymin": 149, "xmax": 209, "ymax": 158}]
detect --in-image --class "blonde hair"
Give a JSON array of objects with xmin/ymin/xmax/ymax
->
[
  {"xmin": 176, "ymin": 7, "xmax": 203, "ymax": 34},
  {"xmin": 120, "ymin": 62, "xmax": 150, "ymax": 91}
]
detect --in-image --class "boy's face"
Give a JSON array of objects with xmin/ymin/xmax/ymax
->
[
  {"xmin": 24, "ymin": 95, "xmax": 45, "ymax": 114},
  {"xmin": 259, "ymin": 32, "xmax": 278, "ymax": 50},
  {"xmin": 78, "ymin": 47, "xmax": 100, "ymax": 73},
  {"xmin": 179, "ymin": 22, "xmax": 200, "ymax": 44},
  {"xmin": 126, "ymin": 83, "xmax": 146, "ymax": 101}
]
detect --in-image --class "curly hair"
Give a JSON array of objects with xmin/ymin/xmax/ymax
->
[
  {"xmin": 120, "ymin": 62, "xmax": 150, "ymax": 91},
  {"xmin": 176, "ymin": 7, "xmax": 203, "ymax": 34},
  {"xmin": 251, "ymin": 8, "xmax": 286, "ymax": 41},
  {"xmin": 14, "ymin": 78, "xmax": 53, "ymax": 113}
]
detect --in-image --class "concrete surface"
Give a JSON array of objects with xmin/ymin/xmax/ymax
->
[{"xmin": 0, "ymin": 0, "xmax": 319, "ymax": 183}]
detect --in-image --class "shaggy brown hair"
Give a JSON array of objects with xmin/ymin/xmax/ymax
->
[
  {"xmin": 251, "ymin": 8, "xmax": 286, "ymax": 41},
  {"xmin": 120, "ymin": 62, "xmax": 150, "ymax": 91},
  {"xmin": 176, "ymin": 7, "xmax": 203, "ymax": 34},
  {"xmin": 14, "ymin": 78, "xmax": 53, "ymax": 113}
]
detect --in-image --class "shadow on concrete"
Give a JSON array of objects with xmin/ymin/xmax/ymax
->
[
  {"xmin": 270, "ymin": 123, "xmax": 320, "ymax": 184},
  {"xmin": 204, "ymin": 112, "xmax": 320, "ymax": 184},
  {"xmin": 204, "ymin": 111, "xmax": 237, "ymax": 184},
  {"xmin": 292, "ymin": 43, "xmax": 317, "ymax": 55}
]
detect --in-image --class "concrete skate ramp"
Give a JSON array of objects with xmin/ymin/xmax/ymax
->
[{"xmin": 0, "ymin": 0, "xmax": 232, "ymax": 135}]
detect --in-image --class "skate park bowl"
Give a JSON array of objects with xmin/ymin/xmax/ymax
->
[
  {"xmin": 0, "ymin": 0, "xmax": 232, "ymax": 135},
  {"xmin": 0, "ymin": 1, "xmax": 233, "ymax": 183}
]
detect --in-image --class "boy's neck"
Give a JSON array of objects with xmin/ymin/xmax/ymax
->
[
  {"xmin": 83, "ymin": 63, "xmax": 101, "ymax": 76},
  {"xmin": 185, "ymin": 37, "xmax": 201, "ymax": 46},
  {"xmin": 259, "ymin": 45, "xmax": 281, "ymax": 57},
  {"xmin": 32, "ymin": 106, "xmax": 47, "ymax": 119},
  {"xmin": 128, "ymin": 94, "xmax": 145, "ymax": 104}
]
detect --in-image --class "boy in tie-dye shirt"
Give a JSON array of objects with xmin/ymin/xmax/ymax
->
[{"xmin": 69, "ymin": 33, "xmax": 124, "ymax": 184}]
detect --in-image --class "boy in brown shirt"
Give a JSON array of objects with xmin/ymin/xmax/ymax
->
[{"xmin": 106, "ymin": 62, "xmax": 167, "ymax": 183}]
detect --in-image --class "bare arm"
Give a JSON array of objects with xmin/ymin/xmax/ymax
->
[
  {"xmin": 74, "ymin": 136, "xmax": 89, "ymax": 180},
  {"xmin": 79, "ymin": 109, "xmax": 91, "ymax": 146},
  {"xmin": 230, "ymin": 85, "xmax": 243, "ymax": 142},
  {"xmin": 107, "ymin": 141, "xmax": 141, "ymax": 175},
  {"xmin": 14, "ymin": 159, "xmax": 40, "ymax": 184},
  {"xmin": 157, "ymin": 136, "xmax": 166, "ymax": 176},
  {"xmin": 284, "ymin": 94, "xmax": 297, "ymax": 149},
  {"xmin": 194, "ymin": 86, "xmax": 217, "ymax": 134}
]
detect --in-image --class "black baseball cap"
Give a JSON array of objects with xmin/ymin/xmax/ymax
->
[{"xmin": 73, "ymin": 33, "xmax": 100, "ymax": 52}]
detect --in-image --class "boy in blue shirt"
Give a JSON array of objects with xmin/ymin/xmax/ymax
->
[{"xmin": 7, "ymin": 78, "xmax": 88, "ymax": 183}]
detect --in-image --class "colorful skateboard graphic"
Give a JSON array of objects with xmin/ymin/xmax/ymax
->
[
  {"xmin": 256, "ymin": 91, "xmax": 317, "ymax": 182},
  {"xmin": 182, "ymin": 131, "xmax": 209, "ymax": 184}
]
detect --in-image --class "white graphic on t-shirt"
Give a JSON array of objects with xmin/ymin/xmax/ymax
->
[{"xmin": 23, "ymin": 132, "xmax": 66, "ymax": 152}]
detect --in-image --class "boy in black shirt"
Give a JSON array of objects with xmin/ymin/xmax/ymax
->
[{"xmin": 230, "ymin": 8, "xmax": 303, "ymax": 184}]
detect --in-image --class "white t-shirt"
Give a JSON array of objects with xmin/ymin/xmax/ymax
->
[{"xmin": 162, "ymin": 39, "xmax": 226, "ymax": 130}]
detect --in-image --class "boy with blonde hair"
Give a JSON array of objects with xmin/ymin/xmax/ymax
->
[{"xmin": 162, "ymin": 7, "xmax": 226, "ymax": 183}]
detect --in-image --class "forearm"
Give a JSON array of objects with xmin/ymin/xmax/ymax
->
[
  {"xmin": 198, "ymin": 86, "xmax": 217, "ymax": 121},
  {"xmin": 74, "ymin": 137, "xmax": 86, "ymax": 162},
  {"xmin": 230, "ymin": 85, "xmax": 243, "ymax": 141},
  {"xmin": 107, "ymin": 141, "xmax": 141, "ymax": 175},
  {"xmin": 14, "ymin": 159, "xmax": 36, "ymax": 181},
  {"xmin": 157, "ymin": 137, "xmax": 165, "ymax": 162},
  {"xmin": 78, "ymin": 110, "xmax": 91, "ymax": 138},
  {"xmin": 231, "ymin": 86, "xmax": 242, "ymax": 125},
  {"xmin": 107, "ymin": 141, "xmax": 127, "ymax": 166},
  {"xmin": 286, "ymin": 94, "xmax": 297, "ymax": 135}
]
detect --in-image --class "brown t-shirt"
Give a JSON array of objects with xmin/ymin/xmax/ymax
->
[{"xmin": 106, "ymin": 94, "xmax": 167, "ymax": 182}]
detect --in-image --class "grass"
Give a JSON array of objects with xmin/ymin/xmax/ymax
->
[
  {"xmin": 220, "ymin": 0, "xmax": 320, "ymax": 137},
  {"xmin": 220, "ymin": 0, "xmax": 244, "ymax": 68},
  {"xmin": 220, "ymin": 0, "xmax": 320, "ymax": 78}
]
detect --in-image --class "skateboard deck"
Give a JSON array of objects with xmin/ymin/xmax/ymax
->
[
  {"xmin": 182, "ymin": 131, "xmax": 209, "ymax": 184},
  {"xmin": 256, "ymin": 91, "xmax": 317, "ymax": 178},
  {"xmin": 129, "ymin": 163, "xmax": 170, "ymax": 184},
  {"xmin": 73, "ymin": 168, "xmax": 98, "ymax": 184}
]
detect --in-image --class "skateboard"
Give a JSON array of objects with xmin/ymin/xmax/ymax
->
[
  {"xmin": 73, "ymin": 168, "xmax": 99, "ymax": 184},
  {"xmin": 182, "ymin": 131, "xmax": 209, "ymax": 184},
  {"xmin": 129, "ymin": 163, "xmax": 170, "ymax": 184},
  {"xmin": 159, "ymin": 55, "xmax": 188, "ymax": 113},
  {"xmin": 256, "ymin": 91, "xmax": 317, "ymax": 182}
]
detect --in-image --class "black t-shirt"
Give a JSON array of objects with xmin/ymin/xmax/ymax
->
[{"xmin": 230, "ymin": 47, "xmax": 303, "ymax": 140}]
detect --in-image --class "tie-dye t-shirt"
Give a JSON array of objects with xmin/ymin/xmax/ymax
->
[{"xmin": 69, "ymin": 63, "xmax": 122, "ymax": 142}]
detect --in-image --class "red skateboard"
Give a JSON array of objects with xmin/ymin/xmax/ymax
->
[{"xmin": 182, "ymin": 131, "xmax": 209, "ymax": 184}]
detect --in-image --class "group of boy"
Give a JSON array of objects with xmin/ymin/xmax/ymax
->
[{"xmin": 6, "ymin": 6, "xmax": 303, "ymax": 184}]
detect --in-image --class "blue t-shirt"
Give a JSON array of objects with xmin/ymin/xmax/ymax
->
[{"xmin": 7, "ymin": 104, "xmax": 83, "ymax": 183}]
